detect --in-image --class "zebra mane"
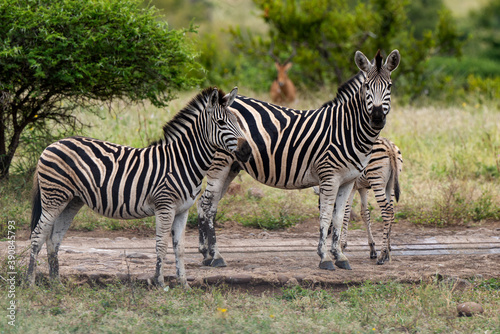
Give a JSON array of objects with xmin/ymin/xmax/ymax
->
[
  {"xmin": 375, "ymin": 49, "xmax": 383, "ymax": 71},
  {"xmin": 150, "ymin": 87, "xmax": 226, "ymax": 146},
  {"xmin": 321, "ymin": 71, "xmax": 365, "ymax": 108}
]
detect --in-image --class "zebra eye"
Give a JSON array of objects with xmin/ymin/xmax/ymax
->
[
  {"xmin": 216, "ymin": 119, "xmax": 227, "ymax": 126},
  {"xmin": 387, "ymin": 83, "xmax": 392, "ymax": 89},
  {"xmin": 364, "ymin": 83, "xmax": 370, "ymax": 90}
]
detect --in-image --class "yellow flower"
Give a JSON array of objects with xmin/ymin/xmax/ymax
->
[
  {"xmin": 34, "ymin": 114, "xmax": 38, "ymax": 118},
  {"xmin": 217, "ymin": 307, "xmax": 227, "ymax": 313},
  {"xmin": 270, "ymin": 314, "xmax": 275, "ymax": 318}
]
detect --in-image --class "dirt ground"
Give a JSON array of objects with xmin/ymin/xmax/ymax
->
[{"xmin": 5, "ymin": 219, "xmax": 500, "ymax": 289}]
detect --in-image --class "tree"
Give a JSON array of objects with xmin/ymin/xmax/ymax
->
[
  {"xmin": 0, "ymin": 0, "xmax": 201, "ymax": 179},
  {"xmin": 229, "ymin": 0, "xmax": 463, "ymax": 100},
  {"xmin": 468, "ymin": 0, "xmax": 500, "ymax": 61}
]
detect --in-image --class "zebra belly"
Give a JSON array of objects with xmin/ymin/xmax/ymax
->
[
  {"xmin": 241, "ymin": 156, "xmax": 363, "ymax": 190},
  {"xmin": 84, "ymin": 193, "xmax": 156, "ymax": 220},
  {"xmin": 241, "ymin": 162, "xmax": 319, "ymax": 189}
]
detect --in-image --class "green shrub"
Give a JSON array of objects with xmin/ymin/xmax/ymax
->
[{"xmin": 0, "ymin": 0, "xmax": 201, "ymax": 178}]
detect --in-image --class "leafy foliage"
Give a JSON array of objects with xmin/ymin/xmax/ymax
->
[
  {"xmin": 406, "ymin": 0, "xmax": 445, "ymax": 39},
  {"xmin": 468, "ymin": 0, "xmax": 500, "ymax": 61},
  {"xmin": 0, "ymin": 0, "xmax": 201, "ymax": 178},
  {"xmin": 224, "ymin": 0, "xmax": 464, "ymax": 102}
]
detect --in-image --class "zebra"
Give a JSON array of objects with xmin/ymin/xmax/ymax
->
[
  {"xmin": 27, "ymin": 87, "xmax": 252, "ymax": 289},
  {"xmin": 197, "ymin": 49, "xmax": 400, "ymax": 271},
  {"xmin": 313, "ymin": 137, "xmax": 403, "ymax": 264}
]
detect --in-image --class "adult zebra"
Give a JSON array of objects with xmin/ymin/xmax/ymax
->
[
  {"xmin": 314, "ymin": 137, "xmax": 403, "ymax": 264},
  {"xmin": 198, "ymin": 50, "xmax": 400, "ymax": 271},
  {"xmin": 27, "ymin": 87, "xmax": 252, "ymax": 289}
]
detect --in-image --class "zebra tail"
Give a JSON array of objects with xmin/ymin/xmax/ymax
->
[
  {"xmin": 30, "ymin": 171, "xmax": 42, "ymax": 236},
  {"xmin": 387, "ymin": 139, "xmax": 401, "ymax": 203},
  {"xmin": 393, "ymin": 173, "xmax": 401, "ymax": 203}
]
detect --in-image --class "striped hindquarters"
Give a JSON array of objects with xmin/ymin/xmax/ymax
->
[{"xmin": 356, "ymin": 137, "xmax": 403, "ymax": 201}]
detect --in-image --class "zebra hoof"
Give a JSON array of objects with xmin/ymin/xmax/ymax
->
[
  {"xmin": 202, "ymin": 258, "xmax": 213, "ymax": 266},
  {"xmin": 154, "ymin": 278, "xmax": 165, "ymax": 288},
  {"xmin": 319, "ymin": 261, "xmax": 335, "ymax": 270},
  {"xmin": 210, "ymin": 258, "xmax": 227, "ymax": 268},
  {"xmin": 377, "ymin": 251, "xmax": 389, "ymax": 265},
  {"xmin": 370, "ymin": 251, "xmax": 378, "ymax": 259},
  {"xmin": 335, "ymin": 260, "xmax": 352, "ymax": 270}
]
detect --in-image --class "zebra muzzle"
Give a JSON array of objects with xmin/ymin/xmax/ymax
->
[
  {"xmin": 234, "ymin": 138, "xmax": 252, "ymax": 162},
  {"xmin": 370, "ymin": 106, "xmax": 386, "ymax": 130}
]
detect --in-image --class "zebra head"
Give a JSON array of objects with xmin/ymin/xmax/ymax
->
[
  {"xmin": 207, "ymin": 87, "xmax": 252, "ymax": 162},
  {"xmin": 355, "ymin": 49, "xmax": 400, "ymax": 131}
]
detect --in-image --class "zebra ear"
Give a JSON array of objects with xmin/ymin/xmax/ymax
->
[
  {"xmin": 208, "ymin": 88, "xmax": 219, "ymax": 111},
  {"xmin": 385, "ymin": 49, "xmax": 400, "ymax": 72},
  {"xmin": 355, "ymin": 51, "xmax": 372, "ymax": 73},
  {"xmin": 223, "ymin": 87, "xmax": 238, "ymax": 107}
]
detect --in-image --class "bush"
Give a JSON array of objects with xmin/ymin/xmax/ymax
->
[
  {"xmin": 0, "ymin": 0, "xmax": 201, "ymax": 178},
  {"xmin": 225, "ymin": 0, "xmax": 465, "ymax": 104}
]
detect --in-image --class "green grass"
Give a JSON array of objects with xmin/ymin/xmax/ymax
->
[
  {"xmin": 381, "ymin": 103, "xmax": 500, "ymax": 226},
  {"xmin": 0, "ymin": 279, "xmax": 498, "ymax": 333}
]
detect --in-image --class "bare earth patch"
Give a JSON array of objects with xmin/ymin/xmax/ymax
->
[{"xmin": 5, "ymin": 220, "xmax": 500, "ymax": 289}]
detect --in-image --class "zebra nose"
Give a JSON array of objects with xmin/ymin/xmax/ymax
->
[
  {"xmin": 370, "ymin": 106, "xmax": 386, "ymax": 130},
  {"xmin": 234, "ymin": 138, "xmax": 252, "ymax": 162}
]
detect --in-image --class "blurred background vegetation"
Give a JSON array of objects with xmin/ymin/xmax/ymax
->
[{"xmin": 151, "ymin": 0, "xmax": 500, "ymax": 105}]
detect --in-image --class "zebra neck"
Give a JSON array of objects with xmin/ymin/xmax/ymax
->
[
  {"xmin": 155, "ymin": 127, "xmax": 216, "ymax": 183},
  {"xmin": 347, "ymin": 91, "xmax": 381, "ymax": 153}
]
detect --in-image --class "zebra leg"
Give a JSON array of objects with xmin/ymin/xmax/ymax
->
[
  {"xmin": 329, "ymin": 181, "xmax": 355, "ymax": 270},
  {"xmin": 340, "ymin": 188, "xmax": 356, "ymax": 251},
  {"xmin": 154, "ymin": 205, "xmax": 175, "ymax": 288},
  {"xmin": 172, "ymin": 210, "xmax": 189, "ymax": 289},
  {"xmin": 27, "ymin": 200, "xmax": 71, "ymax": 285},
  {"xmin": 317, "ymin": 182, "xmax": 337, "ymax": 270},
  {"xmin": 198, "ymin": 159, "xmax": 239, "ymax": 267},
  {"xmin": 376, "ymin": 186, "xmax": 395, "ymax": 265},
  {"xmin": 46, "ymin": 198, "xmax": 84, "ymax": 281},
  {"xmin": 358, "ymin": 188, "xmax": 377, "ymax": 259},
  {"xmin": 318, "ymin": 179, "xmax": 354, "ymax": 270}
]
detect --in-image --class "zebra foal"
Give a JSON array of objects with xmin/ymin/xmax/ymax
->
[
  {"xmin": 27, "ymin": 87, "xmax": 251, "ymax": 289},
  {"xmin": 198, "ymin": 49, "xmax": 400, "ymax": 271},
  {"xmin": 314, "ymin": 137, "xmax": 403, "ymax": 264}
]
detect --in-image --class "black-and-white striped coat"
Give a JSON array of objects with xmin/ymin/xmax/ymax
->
[
  {"xmin": 342, "ymin": 137, "xmax": 403, "ymax": 264},
  {"xmin": 27, "ymin": 87, "xmax": 251, "ymax": 288},
  {"xmin": 314, "ymin": 137, "xmax": 403, "ymax": 264},
  {"xmin": 198, "ymin": 50, "xmax": 401, "ymax": 271}
]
